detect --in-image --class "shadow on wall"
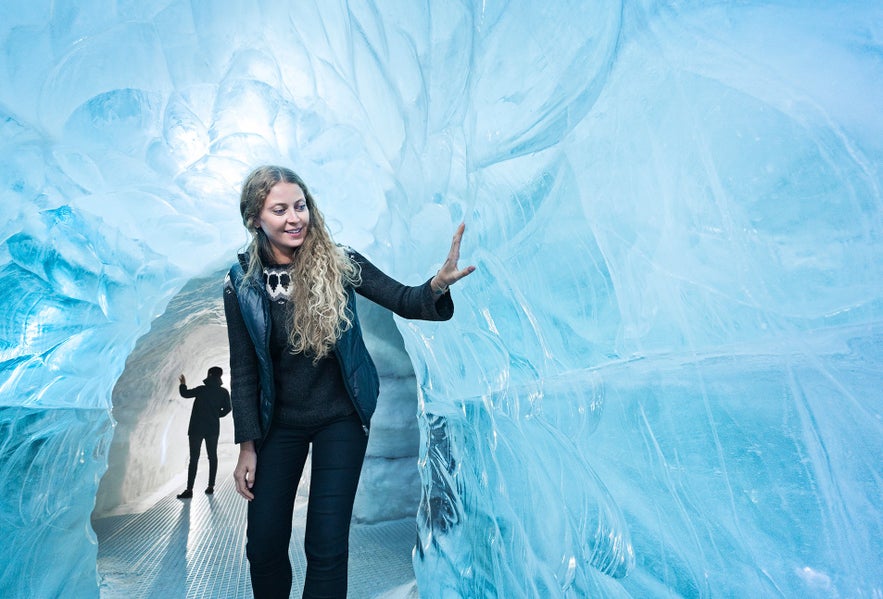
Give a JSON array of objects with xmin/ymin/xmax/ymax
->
[{"xmin": 92, "ymin": 267, "xmax": 422, "ymax": 524}]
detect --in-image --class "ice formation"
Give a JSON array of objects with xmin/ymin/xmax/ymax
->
[{"xmin": 1, "ymin": 1, "xmax": 881, "ymax": 597}]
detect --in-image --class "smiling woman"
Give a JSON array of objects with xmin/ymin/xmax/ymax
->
[{"xmin": 223, "ymin": 165, "xmax": 474, "ymax": 598}]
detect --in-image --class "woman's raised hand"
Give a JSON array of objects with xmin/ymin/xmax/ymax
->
[{"xmin": 431, "ymin": 222, "xmax": 476, "ymax": 294}]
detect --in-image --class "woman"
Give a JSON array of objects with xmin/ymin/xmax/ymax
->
[{"xmin": 223, "ymin": 165, "xmax": 474, "ymax": 598}]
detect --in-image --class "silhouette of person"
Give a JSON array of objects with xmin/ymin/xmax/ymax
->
[{"xmin": 176, "ymin": 366, "xmax": 232, "ymax": 499}]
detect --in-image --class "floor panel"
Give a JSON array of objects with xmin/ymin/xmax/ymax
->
[{"xmin": 95, "ymin": 459, "xmax": 419, "ymax": 599}]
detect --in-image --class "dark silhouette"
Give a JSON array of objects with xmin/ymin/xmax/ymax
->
[{"xmin": 176, "ymin": 366, "xmax": 232, "ymax": 499}]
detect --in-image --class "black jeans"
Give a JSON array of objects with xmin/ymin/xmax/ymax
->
[
  {"xmin": 247, "ymin": 413, "xmax": 368, "ymax": 599},
  {"xmin": 187, "ymin": 434, "xmax": 219, "ymax": 489}
]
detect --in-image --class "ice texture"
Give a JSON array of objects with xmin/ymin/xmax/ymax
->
[{"xmin": 1, "ymin": 1, "xmax": 882, "ymax": 598}]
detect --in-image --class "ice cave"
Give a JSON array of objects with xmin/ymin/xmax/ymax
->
[{"xmin": 1, "ymin": 1, "xmax": 881, "ymax": 597}]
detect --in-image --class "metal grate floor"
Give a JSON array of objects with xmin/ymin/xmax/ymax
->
[{"xmin": 94, "ymin": 454, "xmax": 419, "ymax": 599}]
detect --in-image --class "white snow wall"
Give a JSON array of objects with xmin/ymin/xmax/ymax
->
[{"xmin": 1, "ymin": 1, "xmax": 881, "ymax": 598}]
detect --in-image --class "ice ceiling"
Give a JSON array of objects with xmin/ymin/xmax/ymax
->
[{"xmin": 1, "ymin": 1, "xmax": 882, "ymax": 597}]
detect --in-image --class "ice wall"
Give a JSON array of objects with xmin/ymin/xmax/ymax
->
[{"xmin": 1, "ymin": 1, "xmax": 881, "ymax": 598}]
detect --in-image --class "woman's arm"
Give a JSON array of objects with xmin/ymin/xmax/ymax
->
[
  {"xmin": 350, "ymin": 223, "xmax": 475, "ymax": 320},
  {"xmin": 223, "ymin": 278, "xmax": 263, "ymax": 443},
  {"xmin": 224, "ymin": 275, "xmax": 262, "ymax": 502}
]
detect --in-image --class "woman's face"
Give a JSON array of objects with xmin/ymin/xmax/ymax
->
[{"xmin": 255, "ymin": 182, "xmax": 310, "ymax": 264}]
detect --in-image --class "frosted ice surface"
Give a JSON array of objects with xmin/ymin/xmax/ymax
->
[{"xmin": 1, "ymin": 1, "xmax": 881, "ymax": 597}]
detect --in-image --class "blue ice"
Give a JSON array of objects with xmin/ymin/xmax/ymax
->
[{"xmin": 1, "ymin": 1, "xmax": 881, "ymax": 597}]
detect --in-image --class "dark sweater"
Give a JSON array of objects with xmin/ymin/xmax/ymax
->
[{"xmin": 265, "ymin": 267, "xmax": 354, "ymax": 427}]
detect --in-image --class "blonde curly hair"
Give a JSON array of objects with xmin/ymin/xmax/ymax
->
[{"xmin": 239, "ymin": 166, "xmax": 361, "ymax": 361}]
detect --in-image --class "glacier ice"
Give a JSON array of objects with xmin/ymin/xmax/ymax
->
[{"xmin": 1, "ymin": 1, "xmax": 882, "ymax": 597}]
